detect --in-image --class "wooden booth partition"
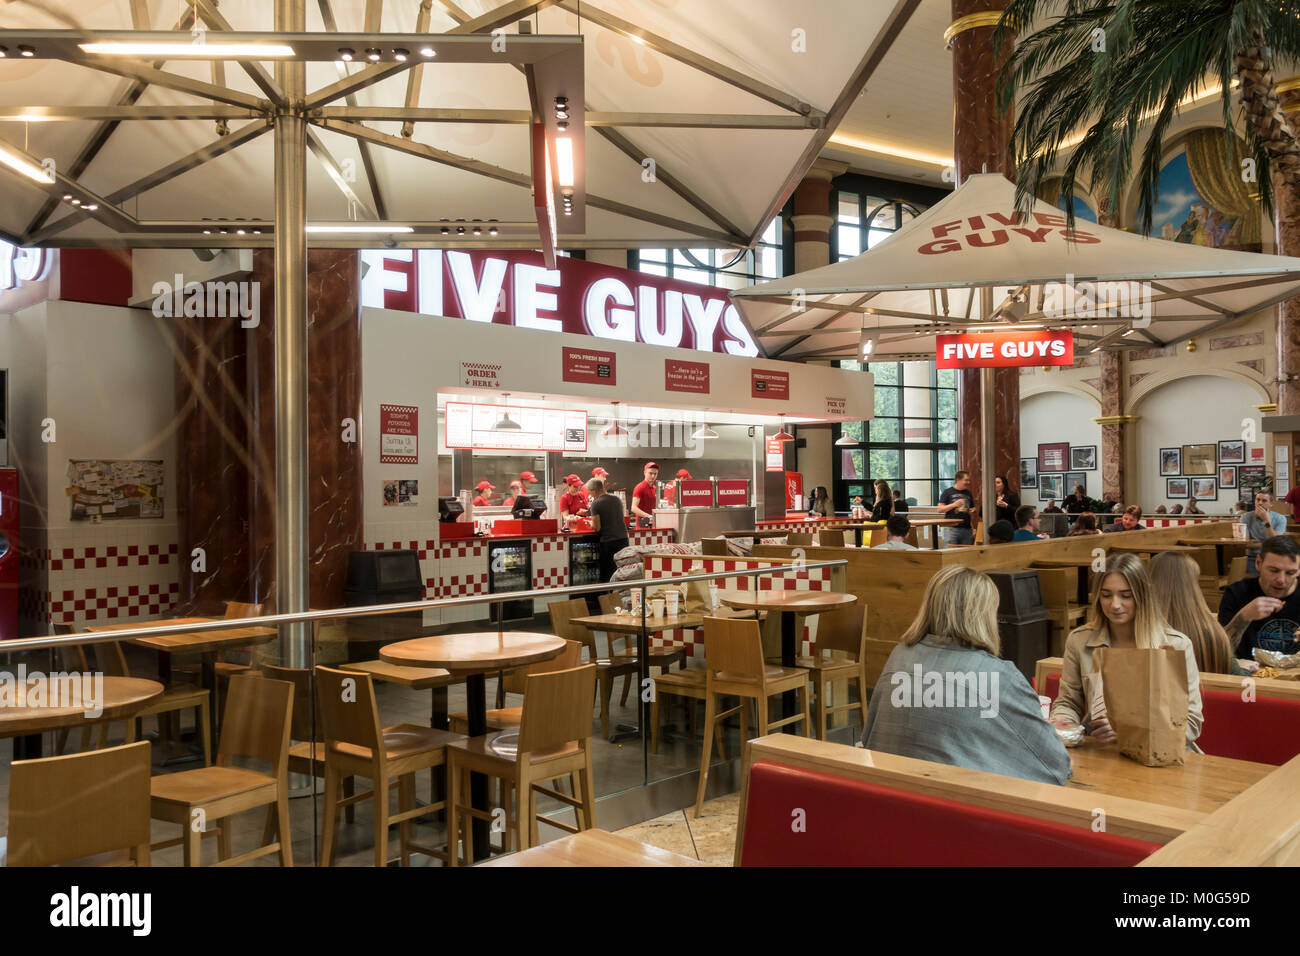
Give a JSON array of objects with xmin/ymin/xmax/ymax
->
[{"xmin": 755, "ymin": 520, "xmax": 1237, "ymax": 688}]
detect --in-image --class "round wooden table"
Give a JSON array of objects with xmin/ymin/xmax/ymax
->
[
  {"xmin": 380, "ymin": 631, "xmax": 565, "ymax": 861},
  {"xmin": 718, "ymin": 591, "xmax": 858, "ymax": 731},
  {"xmin": 0, "ymin": 676, "xmax": 163, "ymax": 739}
]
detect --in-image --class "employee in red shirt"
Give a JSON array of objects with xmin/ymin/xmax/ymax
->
[
  {"xmin": 664, "ymin": 468, "xmax": 691, "ymax": 505},
  {"xmin": 503, "ymin": 480, "xmax": 524, "ymax": 508},
  {"xmin": 591, "ymin": 466, "xmax": 611, "ymax": 490},
  {"xmin": 560, "ymin": 474, "xmax": 589, "ymax": 516},
  {"xmin": 631, "ymin": 461, "xmax": 660, "ymax": 527},
  {"xmin": 1285, "ymin": 483, "xmax": 1300, "ymax": 518},
  {"xmin": 472, "ymin": 480, "xmax": 495, "ymax": 507}
]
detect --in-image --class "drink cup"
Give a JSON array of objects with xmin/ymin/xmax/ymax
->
[
  {"xmin": 1038, "ymin": 695, "xmax": 1052, "ymax": 721},
  {"xmin": 709, "ymin": 583, "xmax": 720, "ymax": 610},
  {"xmin": 651, "ymin": 598, "xmax": 665, "ymax": 620},
  {"xmin": 666, "ymin": 592, "xmax": 679, "ymax": 616},
  {"xmin": 631, "ymin": 589, "xmax": 643, "ymax": 614}
]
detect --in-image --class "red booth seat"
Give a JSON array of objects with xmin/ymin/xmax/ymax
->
[
  {"xmin": 739, "ymin": 760, "xmax": 1160, "ymax": 867},
  {"xmin": 1038, "ymin": 671, "xmax": 1300, "ymax": 766}
]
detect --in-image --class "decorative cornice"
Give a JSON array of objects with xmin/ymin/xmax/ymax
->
[
  {"xmin": 944, "ymin": 11, "xmax": 1011, "ymax": 47},
  {"xmin": 1255, "ymin": 403, "xmax": 1279, "ymax": 413},
  {"xmin": 1094, "ymin": 414, "xmax": 1139, "ymax": 425}
]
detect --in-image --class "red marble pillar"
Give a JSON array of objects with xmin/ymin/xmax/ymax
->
[
  {"xmin": 950, "ymin": 0, "xmax": 1020, "ymax": 505},
  {"xmin": 1098, "ymin": 350, "xmax": 1126, "ymax": 502},
  {"xmin": 1275, "ymin": 86, "xmax": 1300, "ymax": 416},
  {"xmin": 790, "ymin": 159, "xmax": 846, "ymax": 273},
  {"xmin": 174, "ymin": 312, "xmax": 254, "ymax": 615},
  {"xmin": 250, "ymin": 249, "xmax": 364, "ymax": 609}
]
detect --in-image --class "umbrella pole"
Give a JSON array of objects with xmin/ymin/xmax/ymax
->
[{"xmin": 979, "ymin": 288, "xmax": 996, "ymax": 541}]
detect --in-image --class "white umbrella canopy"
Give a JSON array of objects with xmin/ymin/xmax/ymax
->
[{"xmin": 732, "ymin": 173, "xmax": 1300, "ymax": 361}]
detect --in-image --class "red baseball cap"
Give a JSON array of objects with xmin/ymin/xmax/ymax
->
[
  {"xmin": 565, "ymin": 474, "xmax": 582, "ymax": 485},
  {"xmin": 592, "ymin": 467, "xmax": 609, "ymax": 477},
  {"xmin": 645, "ymin": 461, "xmax": 659, "ymax": 470},
  {"xmin": 676, "ymin": 469, "xmax": 692, "ymax": 479},
  {"xmin": 476, "ymin": 481, "xmax": 494, "ymax": 491},
  {"xmin": 520, "ymin": 471, "xmax": 538, "ymax": 483},
  {"xmin": 509, "ymin": 480, "xmax": 524, "ymax": 490}
]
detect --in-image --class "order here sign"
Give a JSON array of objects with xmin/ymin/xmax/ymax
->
[{"xmin": 936, "ymin": 330, "xmax": 1073, "ymax": 369}]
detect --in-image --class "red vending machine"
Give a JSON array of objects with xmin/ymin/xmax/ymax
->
[{"xmin": 0, "ymin": 468, "xmax": 17, "ymax": 640}]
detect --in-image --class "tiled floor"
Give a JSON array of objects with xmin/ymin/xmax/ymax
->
[{"xmin": 613, "ymin": 793, "xmax": 741, "ymax": 866}]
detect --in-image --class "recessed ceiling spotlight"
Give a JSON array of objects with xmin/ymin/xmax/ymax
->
[
  {"xmin": 489, "ymin": 227, "xmax": 498, "ymax": 236},
  {"xmin": 220, "ymin": 227, "xmax": 229, "ymax": 234},
  {"xmin": 70, "ymin": 198, "xmax": 81, "ymax": 205},
  {"xmin": 440, "ymin": 226, "xmax": 449, "ymax": 235},
  {"xmin": 61, "ymin": 193, "xmax": 71, "ymax": 200},
  {"xmin": 556, "ymin": 120, "xmax": 569, "ymax": 131},
  {"xmin": 393, "ymin": 48, "xmax": 409, "ymax": 62},
  {"xmin": 555, "ymin": 108, "xmax": 569, "ymax": 120},
  {"xmin": 365, "ymin": 48, "xmax": 381, "ymax": 62},
  {"xmin": 456, "ymin": 226, "xmax": 465, "ymax": 234},
  {"xmin": 236, "ymin": 228, "xmax": 245, "ymax": 235},
  {"xmin": 252, "ymin": 228, "xmax": 261, "ymax": 235},
  {"xmin": 420, "ymin": 47, "xmax": 436, "ymax": 58},
  {"xmin": 554, "ymin": 96, "xmax": 568, "ymax": 108},
  {"xmin": 473, "ymin": 227, "xmax": 482, "ymax": 235},
  {"xmin": 203, "ymin": 229, "xmax": 212, "ymax": 235},
  {"xmin": 18, "ymin": 45, "xmax": 35, "ymax": 57},
  {"xmin": 337, "ymin": 47, "xmax": 354, "ymax": 61},
  {"xmin": 0, "ymin": 47, "xmax": 8, "ymax": 58}
]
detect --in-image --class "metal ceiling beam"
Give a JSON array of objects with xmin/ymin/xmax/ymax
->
[
  {"xmin": 306, "ymin": 126, "xmax": 378, "ymax": 219},
  {"xmin": 80, "ymin": 58, "xmax": 269, "ymax": 110},
  {"xmin": 446, "ymin": 0, "xmax": 559, "ymax": 34},
  {"xmin": 29, "ymin": 119, "xmax": 273, "ymax": 244},
  {"xmin": 399, "ymin": 0, "xmax": 434, "ymax": 138},
  {"xmin": 303, "ymin": 60, "xmax": 413, "ymax": 110},
  {"xmin": 129, "ymin": 0, "xmax": 150, "ymax": 29},
  {"xmin": 554, "ymin": 0, "xmax": 812, "ymax": 115},
  {"xmin": 317, "ymin": 117, "xmax": 738, "ymax": 243},
  {"xmin": 314, "ymin": 108, "xmax": 821, "ymax": 128},
  {"xmin": 187, "ymin": 0, "xmax": 287, "ymax": 105},
  {"xmin": 317, "ymin": 0, "xmax": 390, "ymax": 219},
  {"xmin": 0, "ymin": 105, "xmax": 261, "ymax": 121},
  {"xmin": 432, "ymin": 0, "xmax": 474, "ymax": 22},
  {"xmin": 22, "ymin": 8, "xmax": 196, "ymax": 238},
  {"xmin": 0, "ymin": 141, "xmax": 140, "ymax": 233},
  {"xmin": 364, "ymin": 0, "xmax": 384, "ymax": 32},
  {"xmin": 746, "ymin": 0, "xmax": 921, "ymax": 245},
  {"xmin": 769, "ymin": 293, "xmax": 877, "ymax": 357}
]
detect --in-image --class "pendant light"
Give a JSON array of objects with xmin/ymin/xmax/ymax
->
[
  {"xmin": 771, "ymin": 414, "xmax": 794, "ymax": 443},
  {"xmin": 691, "ymin": 423, "xmax": 719, "ymax": 440},
  {"xmin": 834, "ymin": 428, "xmax": 859, "ymax": 447},
  {"xmin": 601, "ymin": 400, "xmax": 628, "ymax": 438},
  {"xmin": 493, "ymin": 393, "xmax": 522, "ymax": 431}
]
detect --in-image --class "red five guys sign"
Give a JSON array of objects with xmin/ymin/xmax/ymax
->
[{"xmin": 936, "ymin": 330, "xmax": 1074, "ymax": 369}]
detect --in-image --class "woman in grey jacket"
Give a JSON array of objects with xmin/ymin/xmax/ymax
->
[{"xmin": 862, "ymin": 565, "xmax": 1072, "ymax": 785}]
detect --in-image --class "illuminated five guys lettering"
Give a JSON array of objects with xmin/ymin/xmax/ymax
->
[
  {"xmin": 0, "ymin": 239, "xmax": 50, "ymax": 291},
  {"xmin": 360, "ymin": 249, "xmax": 759, "ymax": 356}
]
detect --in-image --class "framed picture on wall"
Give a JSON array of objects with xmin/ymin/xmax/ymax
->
[
  {"xmin": 1038, "ymin": 473, "xmax": 1064, "ymax": 501},
  {"xmin": 1166, "ymin": 478, "xmax": 1190, "ymax": 499},
  {"xmin": 1219, "ymin": 466, "xmax": 1238, "ymax": 489},
  {"xmin": 1064, "ymin": 472, "xmax": 1087, "ymax": 498},
  {"xmin": 1191, "ymin": 477, "xmax": 1217, "ymax": 499},
  {"xmin": 1218, "ymin": 440, "xmax": 1246, "ymax": 464},
  {"xmin": 1069, "ymin": 445, "xmax": 1097, "ymax": 470},
  {"xmin": 1020, "ymin": 458, "xmax": 1037, "ymax": 488},
  {"xmin": 1159, "ymin": 447, "xmax": 1181, "ymax": 476},
  {"xmin": 1182, "ymin": 443, "xmax": 1216, "ymax": 475},
  {"xmin": 1037, "ymin": 442, "xmax": 1070, "ymax": 473}
]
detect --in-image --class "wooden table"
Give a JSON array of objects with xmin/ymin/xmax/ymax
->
[
  {"xmin": 1107, "ymin": 543, "xmax": 1199, "ymax": 555},
  {"xmin": 479, "ymin": 828, "xmax": 704, "ymax": 867},
  {"xmin": 718, "ymin": 591, "xmax": 857, "ymax": 730},
  {"xmin": 1032, "ymin": 557, "xmax": 1096, "ymax": 606},
  {"xmin": 87, "ymin": 617, "xmax": 276, "ymax": 756},
  {"xmin": 1065, "ymin": 738, "xmax": 1273, "ymax": 815},
  {"xmin": 380, "ymin": 630, "xmax": 565, "ymax": 862},
  {"xmin": 1178, "ymin": 537, "xmax": 1248, "ymax": 576},
  {"xmin": 0, "ymin": 676, "xmax": 162, "ymax": 745}
]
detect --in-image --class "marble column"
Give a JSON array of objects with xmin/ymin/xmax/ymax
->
[
  {"xmin": 790, "ymin": 159, "xmax": 847, "ymax": 272},
  {"xmin": 1094, "ymin": 199, "xmax": 1127, "ymax": 503},
  {"xmin": 174, "ymin": 312, "xmax": 254, "ymax": 615},
  {"xmin": 250, "ymin": 249, "xmax": 364, "ymax": 609},
  {"xmin": 949, "ymin": 0, "xmax": 1020, "ymax": 503},
  {"xmin": 1275, "ymin": 82, "xmax": 1300, "ymax": 416}
]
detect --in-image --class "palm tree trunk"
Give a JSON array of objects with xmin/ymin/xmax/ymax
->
[{"xmin": 1235, "ymin": 27, "xmax": 1300, "ymax": 187}]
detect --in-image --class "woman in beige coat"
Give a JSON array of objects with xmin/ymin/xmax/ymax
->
[{"xmin": 1050, "ymin": 552, "xmax": 1203, "ymax": 746}]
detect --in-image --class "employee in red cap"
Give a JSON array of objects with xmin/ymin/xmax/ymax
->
[
  {"xmin": 664, "ymin": 468, "xmax": 691, "ymax": 506},
  {"xmin": 631, "ymin": 461, "xmax": 660, "ymax": 527},
  {"xmin": 503, "ymin": 480, "xmax": 525, "ymax": 508},
  {"xmin": 560, "ymin": 474, "xmax": 589, "ymax": 517},
  {"xmin": 472, "ymin": 480, "xmax": 495, "ymax": 507}
]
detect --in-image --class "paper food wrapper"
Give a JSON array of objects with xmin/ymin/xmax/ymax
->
[{"xmin": 1095, "ymin": 646, "xmax": 1189, "ymax": 767}]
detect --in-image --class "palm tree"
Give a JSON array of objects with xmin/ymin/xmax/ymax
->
[{"xmin": 995, "ymin": 0, "xmax": 1300, "ymax": 234}]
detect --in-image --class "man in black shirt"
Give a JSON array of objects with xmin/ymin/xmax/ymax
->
[
  {"xmin": 937, "ymin": 470, "xmax": 975, "ymax": 546},
  {"xmin": 1219, "ymin": 535, "xmax": 1300, "ymax": 656},
  {"xmin": 587, "ymin": 478, "xmax": 630, "ymax": 582}
]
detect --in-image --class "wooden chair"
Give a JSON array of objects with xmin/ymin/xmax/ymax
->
[
  {"xmin": 5, "ymin": 741, "xmax": 152, "ymax": 867},
  {"xmin": 702, "ymin": 538, "xmax": 728, "ymax": 556},
  {"xmin": 693, "ymin": 617, "xmax": 810, "ymax": 817},
  {"xmin": 817, "ymin": 529, "xmax": 845, "ymax": 547},
  {"xmin": 446, "ymin": 664, "xmax": 598, "ymax": 862},
  {"xmin": 449, "ymin": 640, "xmax": 583, "ymax": 735},
  {"xmin": 149, "ymin": 674, "xmax": 293, "ymax": 867},
  {"xmin": 1228, "ymin": 556, "xmax": 1249, "ymax": 585},
  {"xmin": 788, "ymin": 532, "xmax": 814, "ymax": 546},
  {"xmin": 212, "ymin": 600, "xmax": 265, "ymax": 682},
  {"xmin": 316, "ymin": 665, "xmax": 464, "ymax": 867},
  {"xmin": 548, "ymin": 598, "xmax": 638, "ymax": 740},
  {"xmin": 768, "ymin": 602, "xmax": 869, "ymax": 740},
  {"xmin": 649, "ymin": 667, "xmax": 728, "ymax": 758},
  {"xmin": 1035, "ymin": 568, "xmax": 1088, "ymax": 658},
  {"xmin": 97, "ymin": 639, "xmax": 213, "ymax": 767},
  {"xmin": 594, "ymin": 591, "xmax": 689, "ymax": 705}
]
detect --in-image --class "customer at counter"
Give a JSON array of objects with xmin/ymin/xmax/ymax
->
[
  {"xmin": 862, "ymin": 565, "xmax": 1071, "ymax": 785},
  {"xmin": 631, "ymin": 462, "xmax": 660, "ymax": 527},
  {"xmin": 559, "ymin": 474, "xmax": 589, "ymax": 517},
  {"xmin": 588, "ymin": 478, "xmax": 629, "ymax": 582},
  {"xmin": 937, "ymin": 471, "xmax": 975, "ymax": 545},
  {"xmin": 472, "ymin": 480, "xmax": 495, "ymax": 507}
]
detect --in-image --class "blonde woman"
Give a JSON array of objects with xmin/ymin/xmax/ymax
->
[
  {"xmin": 1149, "ymin": 552, "xmax": 1247, "ymax": 676},
  {"xmin": 862, "ymin": 565, "xmax": 1071, "ymax": 784},
  {"xmin": 1050, "ymin": 553, "xmax": 1203, "ymax": 745}
]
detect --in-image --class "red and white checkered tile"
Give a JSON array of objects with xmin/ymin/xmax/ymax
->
[
  {"xmin": 48, "ymin": 583, "xmax": 181, "ymax": 625},
  {"xmin": 48, "ymin": 543, "xmax": 179, "ymax": 571}
]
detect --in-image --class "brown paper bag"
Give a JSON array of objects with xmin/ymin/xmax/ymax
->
[{"xmin": 1094, "ymin": 646, "xmax": 1189, "ymax": 767}]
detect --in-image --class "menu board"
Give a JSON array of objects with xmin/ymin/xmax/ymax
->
[{"xmin": 445, "ymin": 401, "xmax": 587, "ymax": 452}]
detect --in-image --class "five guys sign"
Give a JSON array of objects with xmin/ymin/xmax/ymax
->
[
  {"xmin": 936, "ymin": 330, "xmax": 1074, "ymax": 369},
  {"xmin": 360, "ymin": 249, "xmax": 761, "ymax": 356}
]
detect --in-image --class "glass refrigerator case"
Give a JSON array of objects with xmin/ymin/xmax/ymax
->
[
  {"xmin": 487, "ymin": 539, "xmax": 533, "ymax": 623},
  {"xmin": 569, "ymin": 536, "xmax": 602, "ymax": 588}
]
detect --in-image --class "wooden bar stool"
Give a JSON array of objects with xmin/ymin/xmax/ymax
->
[
  {"xmin": 766, "ymin": 602, "xmax": 870, "ymax": 740},
  {"xmin": 788, "ymin": 532, "xmax": 814, "ymax": 546},
  {"xmin": 649, "ymin": 667, "xmax": 728, "ymax": 758},
  {"xmin": 97, "ymin": 639, "xmax": 213, "ymax": 767},
  {"xmin": 449, "ymin": 640, "xmax": 583, "ymax": 734},
  {"xmin": 315, "ymin": 665, "xmax": 465, "ymax": 867},
  {"xmin": 5, "ymin": 741, "xmax": 152, "ymax": 867},
  {"xmin": 149, "ymin": 674, "xmax": 294, "ymax": 866},
  {"xmin": 549, "ymin": 598, "xmax": 638, "ymax": 740},
  {"xmin": 446, "ymin": 664, "xmax": 598, "ymax": 863},
  {"xmin": 694, "ymin": 616, "xmax": 810, "ymax": 818}
]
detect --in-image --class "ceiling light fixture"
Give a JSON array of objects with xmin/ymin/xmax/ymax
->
[
  {"xmin": 489, "ymin": 226, "xmax": 498, "ymax": 236},
  {"xmin": 834, "ymin": 431, "xmax": 859, "ymax": 447},
  {"xmin": 393, "ymin": 49, "xmax": 409, "ymax": 62},
  {"xmin": 365, "ymin": 48, "xmax": 381, "ymax": 62},
  {"xmin": 0, "ymin": 145, "xmax": 55, "ymax": 183},
  {"xmin": 493, "ymin": 394, "xmax": 522, "ymax": 431},
  {"xmin": 555, "ymin": 137, "xmax": 574, "ymax": 187},
  {"xmin": 85, "ymin": 204, "xmax": 98, "ymax": 211},
  {"xmin": 0, "ymin": 47, "xmax": 8, "ymax": 58},
  {"xmin": 691, "ymin": 424, "xmax": 719, "ymax": 440},
  {"xmin": 420, "ymin": 47, "xmax": 436, "ymax": 58},
  {"xmin": 772, "ymin": 415, "xmax": 795, "ymax": 442},
  {"xmin": 602, "ymin": 400, "xmax": 628, "ymax": 438},
  {"xmin": 337, "ymin": 47, "xmax": 354, "ymax": 61},
  {"xmin": 79, "ymin": 41, "xmax": 295, "ymax": 57},
  {"xmin": 18, "ymin": 45, "xmax": 35, "ymax": 57}
]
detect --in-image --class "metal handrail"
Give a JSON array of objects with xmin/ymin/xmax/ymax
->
[{"xmin": 1, "ymin": 558, "xmax": 850, "ymax": 655}]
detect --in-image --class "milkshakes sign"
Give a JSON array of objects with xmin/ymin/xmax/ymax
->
[
  {"xmin": 937, "ymin": 330, "xmax": 1074, "ymax": 369},
  {"xmin": 360, "ymin": 249, "xmax": 761, "ymax": 357}
]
